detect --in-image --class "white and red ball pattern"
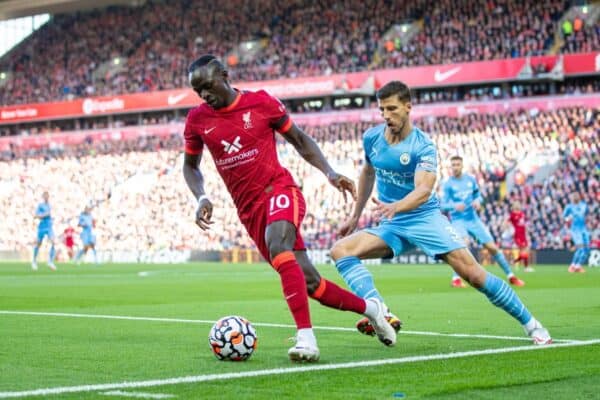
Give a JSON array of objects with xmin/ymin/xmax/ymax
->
[{"xmin": 209, "ymin": 316, "xmax": 257, "ymax": 361}]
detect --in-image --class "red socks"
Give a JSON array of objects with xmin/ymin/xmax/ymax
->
[
  {"xmin": 519, "ymin": 251, "xmax": 529, "ymax": 267},
  {"xmin": 310, "ymin": 278, "xmax": 367, "ymax": 314},
  {"xmin": 271, "ymin": 251, "xmax": 311, "ymax": 329}
]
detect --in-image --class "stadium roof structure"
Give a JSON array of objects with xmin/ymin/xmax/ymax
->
[{"xmin": 0, "ymin": 0, "xmax": 138, "ymax": 20}]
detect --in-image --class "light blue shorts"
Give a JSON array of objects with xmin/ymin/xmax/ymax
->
[
  {"xmin": 37, "ymin": 228, "xmax": 54, "ymax": 242},
  {"xmin": 364, "ymin": 208, "xmax": 466, "ymax": 258},
  {"xmin": 452, "ymin": 218, "xmax": 494, "ymax": 245},
  {"xmin": 570, "ymin": 229, "xmax": 590, "ymax": 246},
  {"xmin": 81, "ymin": 231, "xmax": 96, "ymax": 246}
]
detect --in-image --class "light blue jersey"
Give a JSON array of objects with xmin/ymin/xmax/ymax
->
[
  {"xmin": 362, "ymin": 124, "xmax": 464, "ymax": 257},
  {"xmin": 35, "ymin": 202, "xmax": 54, "ymax": 241},
  {"xmin": 564, "ymin": 202, "xmax": 589, "ymax": 246},
  {"xmin": 79, "ymin": 212, "xmax": 96, "ymax": 246},
  {"xmin": 364, "ymin": 124, "xmax": 439, "ymax": 217},
  {"xmin": 441, "ymin": 174, "xmax": 493, "ymax": 245},
  {"xmin": 36, "ymin": 202, "xmax": 52, "ymax": 231},
  {"xmin": 441, "ymin": 174, "xmax": 482, "ymax": 221}
]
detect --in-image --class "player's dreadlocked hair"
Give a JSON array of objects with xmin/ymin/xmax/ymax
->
[{"xmin": 376, "ymin": 80, "xmax": 411, "ymax": 103}]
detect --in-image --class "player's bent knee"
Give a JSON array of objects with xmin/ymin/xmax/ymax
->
[{"xmin": 330, "ymin": 242, "xmax": 352, "ymax": 261}]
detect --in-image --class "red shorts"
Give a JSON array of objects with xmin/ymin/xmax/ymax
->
[
  {"xmin": 240, "ymin": 185, "xmax": 306, "ymax": 262},
  {"xmin": 65, "ymin": 239, "xmax": 74, "ymax": 248},
  {"xmin": 514, "ymin": 236, "xmax": 528, "ymax": 249}
]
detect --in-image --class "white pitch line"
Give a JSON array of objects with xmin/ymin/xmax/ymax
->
[
  {"xmin": 1, "ymin": 339, "xmax": 599, "ymax": 399},
  {"xmin": 0, "ymin": 310, "xmax": 576, "ymax": 343},
  {"xmin": 101, "ymin": 390, "xmax": 175, "ymax": 399}
]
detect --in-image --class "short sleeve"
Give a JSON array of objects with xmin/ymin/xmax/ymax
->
[
  {"xmin": 363, "ymin": 134, "xmax": 373, "ymax": 165},
  {"xmin": 183, "ymin": 112, "xmax": 204, "ymax": 155},
  {"xmin": 416, "ymin": 143, "xmax": 437, "ymax": 173},
  {"xmin": 259, "ymin": 91, "xmax": 292, "ymax": 133}
]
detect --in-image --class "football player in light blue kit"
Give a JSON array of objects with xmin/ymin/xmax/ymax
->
[
  {"xmin": 441, "ymin": 155, "xmax": 525, "ymax": 288},
  {"xmin": 330, "ymin": 81, "xmax": 551, "ymax": 345},
  {"xmin": 74, "ymin": 205, "xmax": 99, "ymax": 265},
  {"xmin": 563, "ymin": 192, "xmax": 589, "ymax": 273},
  {"xmin": 32, "ymin": 191, "xmax": 57, "ymax": 270}
]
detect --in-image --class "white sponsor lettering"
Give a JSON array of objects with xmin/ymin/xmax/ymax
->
[
  {"xmin": 1, "ymin": 108, "xmax": 38, "ymax": 120},
  {"xmin": 82, "ymin": 98, "xmax": 125, "ymax": 115},
  {"xmin": 215, "ymin": 148, "xmax": 259, "ymax": 168},
  {"xmin": 95, "ymin": 250, "xmax": 190, "ymax": 264},
  {"xmin": 243, "ymin": 80, "xmax": 336, "ymax": 98},
  {"xmin": 434, "ymin": 66, "xmax": 462, "ymax": 82}
]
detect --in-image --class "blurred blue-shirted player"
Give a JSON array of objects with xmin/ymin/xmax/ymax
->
[
  {"xmin": 563, "ymin": 192, "xmax": 589, "ymax": 273},
  {"xmin": 330, "ymin": 80, "xmax": 551, "ymax": 345},
  {"xmin": 441, "ymin": 156, "xmax": 524, "ymax": 288},
  {"xmin": 74, "ymin": 205, "xmax": 99, "ymax": 265},
  {"xmin": 32, "ymin": 191, "xmax": 57, "ymax": 270}
]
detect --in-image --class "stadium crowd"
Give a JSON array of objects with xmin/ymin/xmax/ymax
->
[
  {"xmin": 1, "ymin": 107, "xmax": 597, "ymax": 257},
  {"xmin": 1, "ymin": 0, "xmax": 598, "ymax": 105}
]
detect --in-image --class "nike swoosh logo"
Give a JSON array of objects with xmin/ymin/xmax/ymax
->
[
  {"xmin": 167, "ymin": 93, "xmax": 188, "ymax": 105},
  {"xmin": 285, "ymin": 292, "xmax": 297, "ymax": 300},
  {"xmin": 434, "ymin": 66, "xmax": 462, "ymax": 82},
  {"xmin": 204, "ymin": 127, "xmax": 216, "ymax": 135}
]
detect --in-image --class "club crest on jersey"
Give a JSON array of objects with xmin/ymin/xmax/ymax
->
[
  {"xmin": 399, "ymin": 153, "xmax": 411, "ymax": 165},
  {"xmin": 242, "ymin": 112, "xmax": 253, "ymax": 129},
  {"xmin": 221, "ymin": 136, "xmax": 242, "ymax": 154}
]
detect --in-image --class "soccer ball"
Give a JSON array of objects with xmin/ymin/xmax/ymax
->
[{"xmin": 208, "ymin": 315, "xmax": 257, "ymax": 361}]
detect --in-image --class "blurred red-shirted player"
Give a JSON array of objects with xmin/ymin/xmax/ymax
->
[
  {"xmin": 182, "ymin": 55, "xmax": 395, "ymax": 362},
  {"xmin": 63, "ymin": 226, "xmax": 75, "ymax": 260},
  {"xmin": 509, "ymin": 202, "xmax": 533, "ymax": 272}
]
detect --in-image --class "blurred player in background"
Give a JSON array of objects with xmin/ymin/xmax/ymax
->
[
  {"xmin": 509, "ymin": 201, "xmax": 533, "ymax": 272},
  {"xmin": 441, "ymin": 155, "xmax": 524, "ymax": 287},
  {"xmin": 32, "ymin": 191, "xmax": 56, "ymax": 271},
  {"xmin": 62, "ymin": 224, "xmax": 76, "ymax": 260},
  {"xmin": 563, "ymin": 192, "xmax": 589, "ymax": 273},
  {"xmin": 182, "ymin": 55, "xmax": 395, "ymax": 362},
  {"xmin": 74, "ymin": 205, "xmax": 99, "ymax": 265},
  {"xmin": 330, "ymin": 81, "xmax": 551, "ymax": 345}
]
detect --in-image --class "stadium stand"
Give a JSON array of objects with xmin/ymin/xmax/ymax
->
[{"xmin": 0, "ymin": 0, "xmax": 598, "ymax": 105}]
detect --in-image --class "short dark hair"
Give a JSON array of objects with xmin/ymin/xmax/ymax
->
[
  {"xmin": 188, "ymin": 54, "xmax": 220, "ymax": 73},
  {"xmin": 450, "ymin": 155, "xmax": 463, "ymax": 162},
  {"xmin": 376, "ymin": 81, "xmax": 411, "ymax": 102}
]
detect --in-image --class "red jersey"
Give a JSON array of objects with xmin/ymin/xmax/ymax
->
[
  {"xmin": 184, "ymin": 90, "xmax": 296, "ymax": 215},
  {"xmin": 509, "ymin": 210, "xmax": 527, "ymax": 239},
  {"xmin": 63, "ymin": 227, "xmax": 75, "ymax": 246}
]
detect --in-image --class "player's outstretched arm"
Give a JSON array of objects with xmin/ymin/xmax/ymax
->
[
  {"xmin": 183, "ymin": 152, "xmax": 213, "ymax": 230},
  {"xmin": 282, "ymin": 124, "xmax": 356, "ymax": 202},
  {"xmin": 339, "ymin": 163, "xmax": 375, "ymax": 237}
]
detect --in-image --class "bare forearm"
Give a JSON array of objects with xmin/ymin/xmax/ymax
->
[
  {"xmin": 393, "ymin": 186, "xmax": 431, "ymax": 213},
  {"xmin": 293, "ymin": 134, "xmax": 334, "ymax": 177},
  {"xmin": 183, "ymin": 163, "xmax": 206, "ymax": 199},
  {"xmin": 352, "ymin": 166, "xmax": 375, "ymax": 218}
]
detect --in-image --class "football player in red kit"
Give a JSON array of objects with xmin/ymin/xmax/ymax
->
[
  {"xmin": 63, "ymin": 226, "xmax": 75, "ymax": 260},
  {"xmin": 182, "ymin": 55, "xmax": 396, "ymax": 362},
  {"xmin": 509, "ymin": 202, "xmax": 533, "ymax": 272}
]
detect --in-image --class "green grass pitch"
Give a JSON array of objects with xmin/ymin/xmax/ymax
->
[{"xmin": 1, "ymin": 262, "xmax": 599, "ymax": 399}]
